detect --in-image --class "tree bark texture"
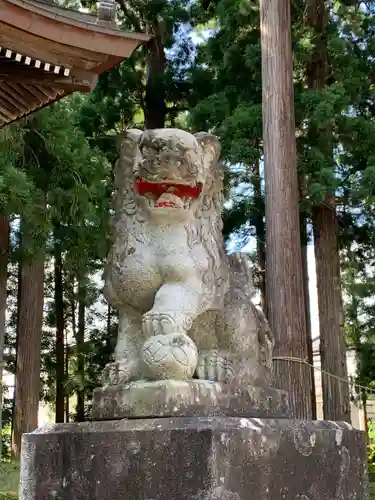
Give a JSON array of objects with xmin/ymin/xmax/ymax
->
[
  {"xmin": 144, "ymin": 25, "xmax": 166, "ymax": 129},
  {"xmin": 260, "ymin": 0, "xmax": 313, "ymax": 419},
  {"xmin": 54, "ymin": 238, "xmax": 65, "ymax": 424},
  {"xmin": 11, "ymin": 258, "xmax": 22, "ymax": 446},
  {"xmin": 76, "ymin": 283, "xmax": 85, "ymax": 422},
  {"xmin": 12, "ymin": 241, "xmax": 45, "ymax": 457},
  {"xmin": 252, "ymin": 163, "xmax": 267, "ymax": 316},
  {"xmin": 0, "ymin": 214, "xmax": 9, "ymax": 460},
  {"xmin": 306, "ymin": 0, "xmax": 351, "ymax": 422},
  {"xmin": 300, "ymin": 221, "xmax": 317, "ymax": 420},
  {"xmin": 313, "ymin": 206, "xmax": 350, "ymax": 421},
  {"xmin": 298, "ymin": 171, "xmax": 317, "ymax": 418},
  {"xmin": 65, "ymin": 326, "xmax": 70, "ymax": 423}
]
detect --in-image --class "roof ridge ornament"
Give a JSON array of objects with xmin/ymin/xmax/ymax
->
[{"xmin": 97, "ymin": 0, "xmax": 117, "ymax": 26}]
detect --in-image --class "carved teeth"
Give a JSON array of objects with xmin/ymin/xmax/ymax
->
[{"xmin": 155, "ymin": 193, "xmax": 183, "ymax": 208}]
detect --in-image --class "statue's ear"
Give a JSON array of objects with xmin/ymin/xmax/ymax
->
[
  {"xmin": 194, "ymin": 132, "xmax": 221, "ymax": 166},
  {"xmin": 114, "ymin": 129, "xmax": 143, "ymax": 194},
  {"xmin": 117, "ymin": 129, "xmax": 143, "ymax": 157}
]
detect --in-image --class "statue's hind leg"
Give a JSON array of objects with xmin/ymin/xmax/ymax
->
[
  {"xmin": 101, "ymin": 306, "xmax": 144, "ymax": 385},
  {"xmin": 190, "ymin": 311, "xmax": 237, "ymax": 384},
  {"xmin": 194, "ymin": 304, "xmax": 262, "ymax": 385}
]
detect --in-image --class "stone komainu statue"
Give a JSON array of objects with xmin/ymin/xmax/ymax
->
[{"xmin": 102, "ymin": 128, "xmax": 274, "ymax": 387}]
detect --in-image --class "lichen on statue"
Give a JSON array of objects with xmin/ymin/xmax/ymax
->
[{"xmin": 102, "ymin": 128, "xmax": 274, "ymax": 387}]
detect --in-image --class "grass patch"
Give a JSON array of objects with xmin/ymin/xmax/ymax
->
[{"xmin": 0, "ymin": 462, "xmax": 19, "ymax": 499}]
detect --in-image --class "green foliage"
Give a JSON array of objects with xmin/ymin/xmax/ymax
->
[
  {"xmin": 1, "ymin": 423, "xmax": 12, "ymax": 464},
  {"xmin": 342, "ymin": 239, "xmax": 375, "ymax": 398},
  {"xmin": 369, "ymin": 421, "xmax": 375, "ymax": 463},
  {"xmin": 0, "ymin": 94, "xmax": 116, "ymax": 424},
  {"xmin": 0, "ymin": 127, "xmax": 33, "ymax": 216},
  {"xmin": 79, "ymin": 0, "xmax": 195, "ymax": 142},
  {"xmin": 188, "ymin": 0, "xmax": 375, "ymax": 248},
  {"xmin": 0, "ymin": 462, "xmax": 19, "ymax": 499},
  {"xmin": 368, "ymin": 422, "xmax": 375, "ymax": 500}
]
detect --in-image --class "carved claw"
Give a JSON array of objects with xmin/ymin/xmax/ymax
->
[
  {"xmin": 142, "ymin": 311, "xmax": 183, "ymax": 337},
  {"xmin": 196, "ymin": 350, "xmax": 236, "ymax": 383},
  {"xmin": 101, "ymin": 360, "xmax": 139, "ymax": 386}
]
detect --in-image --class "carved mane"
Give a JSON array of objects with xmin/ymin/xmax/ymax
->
[
  {"xmin": 108, "ymin": 129, "xmax": 230, "ymax": 308},
  {"xmin": 186, "ymin": 133, "xmax": 230, "ymax": 305}
]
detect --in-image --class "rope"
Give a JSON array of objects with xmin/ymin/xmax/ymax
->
[{"xmin": 272, "ymin": 355, "xmax": 375, "ymax": 397}]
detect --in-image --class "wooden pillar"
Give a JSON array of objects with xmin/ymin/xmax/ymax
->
[{"xmin": 260, "ymin": 0, "xmax": 313, "ymax": 419}]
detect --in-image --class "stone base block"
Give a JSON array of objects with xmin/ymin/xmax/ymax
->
[
  {"xmin": 20, "ymin": 417, "xmax": 368, "ymax": 500},
  {"xmin": 92, "ymin": 380, "xmax": 290, "ymax": 419}
]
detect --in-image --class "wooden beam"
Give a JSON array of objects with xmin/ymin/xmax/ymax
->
[
  {"xmin": 0, "ymin": 82, "xmax": 37, "ymax": 109},
  {"xmin": 18, "ymin": 83, "xmax": 51, "ymax": 103},
  {"xmin": 0, "ymin": 47, "xmax": 69, "ymax": 77},
  {"xmin": 0, "ymin": 65, "xmax": 97, "ymax": 92},
  {"xmin": 0, "ymin": 94, "xmax": 19, "ymax": 118},
  {"xmin": 260, "ymin": 0, "xmax": 313, "ymax": 419},
  {"xmin": 0, "ymin": 103, "xmax": 15, "ymax": 121},
  {"xmin": 0, "ymin": 85, "xmax": 30, "ymax": 113},
  {"xmin": 2, "ymin": 81, "xmax": 40, "ymax": 110}
]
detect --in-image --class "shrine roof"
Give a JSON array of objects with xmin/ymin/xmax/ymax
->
[{"xmin": 0, "ymin": 0, "xmax": 150, "ymax": 128}]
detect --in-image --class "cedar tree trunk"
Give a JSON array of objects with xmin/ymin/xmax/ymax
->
[
  {"xmin": 0, "ymin": 215, "xmax": 9, "ymax": 460},
  {"xmin": 54, "ymin": 234, "xmax": 65, "ymax": 423},
  {"xmin": 260, "ymin": 0, "xmax": 313, "ymax": 419},
  {"xmin": 306, "ymin": 0, "xmax": 350, "ymax": 422},
  {"xmin": 12, "ymin": 236, "xmax": 45, "ymax": 457}
]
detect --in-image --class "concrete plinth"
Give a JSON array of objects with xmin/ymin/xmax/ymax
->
[{"xmin": 20, "ymin": 417, "xmax": 368, "ymax": 500}]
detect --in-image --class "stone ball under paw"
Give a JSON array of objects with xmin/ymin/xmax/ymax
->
[{"xmin": 141, "ymin": 333, "xmax": 198, "ymax": 380}]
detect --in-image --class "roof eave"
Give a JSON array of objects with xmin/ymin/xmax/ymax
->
[{"xmin": 0, "ymin": 0, "xmax": 151, "ymax": 60}]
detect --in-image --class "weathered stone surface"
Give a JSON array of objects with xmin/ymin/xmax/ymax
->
[
  {"xmin": 92, "ymin": 380, "xmax": 290, "ymax": 419},
  {"xmin": 20, "ymin": 417, "xmax": 368, "ymax": 500},
  {"xmin": 102, "ymin": 128, "xmax": 274, "ymax": 386}
]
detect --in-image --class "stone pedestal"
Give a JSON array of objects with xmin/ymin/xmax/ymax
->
[
  {"xmin": 20, "ymin": 416, "xmax": 368, "ymax": 500},
  {"xmin": 92, "ymin": 380, "xmax": 290, "ymax": 419}
]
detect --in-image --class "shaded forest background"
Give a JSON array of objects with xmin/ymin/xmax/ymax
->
[{"xmin": 1, "ymin": 0, "xmax": 375, "ymax": 463}]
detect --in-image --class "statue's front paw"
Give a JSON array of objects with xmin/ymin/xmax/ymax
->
[
  {"xmin": 142, "ymin": 311, "xmax": 181, "ymax": 336},
  {"xmin": 101, "ymin": 360, "xmax": 138, "ymax": 386},
  {"xmin": 196, "ymin": 350, "xmax": 236, "ymax": 384}
]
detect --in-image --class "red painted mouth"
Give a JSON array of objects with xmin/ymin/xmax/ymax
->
[
  {"xmin": 136, "ymin": 178, "xmax": 202, "ymax": 208},
  {"xmin": 156, "ymin": 201, "xmax": 178, "ymax": 208}
]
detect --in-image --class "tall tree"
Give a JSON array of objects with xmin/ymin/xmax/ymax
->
[
  {"xmin": 0, "ymin": 125, "xmax": 31, "ymax": 459},
  {"xmin": 76, "ymin": 280, "xmax": 86, "ymax": 422},
  {"xmin": 10, "ymin": 94, "xmax": 110, "ymax": 451},
  {"xmin": 144, "ymin": 9, "xmax": 166, "ymax": 128},
  {"xmin": 252, "ymin": 162, "xmax": 267, "ymax": 314},
  {"xmin": 11, "ymin": 110, "xmax": 56, "ymax": 457},
  {"xmin": 301, "ymin": 230, "xmax": 317, "ymax": 419},
  {"xmin": 12, "ymin": 207, "xmax": 46, "ymax": 457},
  {"xmin": 305, "ymin": 0, "xmax": 350, "ymax": 422},
  {"xmin": 260, "ymin": 0, "xmax": 313, "ymax": 418},
  {"xmin": 80, "ymin": 0, "xmax": 193, "ymax": 138},
  {"xmin": 0, "ymin": 215, "xmax": 9, "ymax": 458},
  {"xmin": 54, "ymin": 224, "xmax": 65, "ymax": 423}
]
